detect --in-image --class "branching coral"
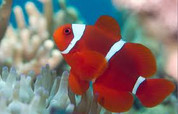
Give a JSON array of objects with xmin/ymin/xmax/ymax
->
[
  {"xmin": 40, "ymin": 0, "xmax": 83, "ymax": 36},
  {"xmin": 53, "ymin": 0, "xmax": 83, "ymax": 28},
  {"xmin": 0, "ymin": 65, "xmax": 113, "ymax": 114},
  {"xmin": 0, "ymin": 0, "xmax": 82, "ymax": 74},
  {"xmin": 0, "ymin": 5, "xmax": 62, "ymax": 73}
]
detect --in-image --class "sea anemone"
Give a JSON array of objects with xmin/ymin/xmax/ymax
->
[{"xmin": 0, "ymin": 65, "xmax": 113, "ymax": 114}]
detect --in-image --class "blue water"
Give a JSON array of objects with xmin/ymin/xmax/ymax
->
[{"xmin": 0, "ymin": 0, "xmax": 123, "ymax": 28}]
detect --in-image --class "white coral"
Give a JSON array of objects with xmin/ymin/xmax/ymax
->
[{"xmin": 0, "ymin": 2, "xmax": 63, "ymax": 74}]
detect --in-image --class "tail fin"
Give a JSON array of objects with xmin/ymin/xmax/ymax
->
[{"xmin": 136, "ymin": 78, "xmax": 175, "ymax": 107}]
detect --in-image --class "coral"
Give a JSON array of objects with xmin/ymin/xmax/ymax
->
[
  {"xmin": 112, "ymin": 0, "xmax": 177, "ymax": 35},
  {"xmin": 53, "ymin": 0, "xmax": 83, "ymax": 28},
  {"xmin": 165, "ymin": 46, "xmax": 177, "ymax": 81},
  {"xmin": 40, "ymin": 0, "xmax": 83, "ymax": 35},
  {"xmin": 0, "ymin": 0, "xmax": 82, "ymax": 74},
  {"xmin": 0, "ymin": 3, "xmax": 62, "ymax": 73},
  {"xmin": 0, "ymin": 0, "xmax": 12, "ymax": 41}
]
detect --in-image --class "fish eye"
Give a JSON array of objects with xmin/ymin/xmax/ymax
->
[{"xmin": 63, "ymin": 28, "xmax": 71, "ymax": 35}]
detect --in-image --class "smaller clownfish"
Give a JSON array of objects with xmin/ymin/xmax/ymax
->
[{"xmin": 53, "ymin": 15, "xmax": 175, "ymax": 113}]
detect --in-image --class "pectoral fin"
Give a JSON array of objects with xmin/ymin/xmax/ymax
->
[{"xmin": 71, "ymin": 50, "xmax": 108, "ymax": 81}]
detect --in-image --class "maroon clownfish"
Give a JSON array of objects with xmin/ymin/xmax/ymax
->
[{"xmin": 53, "ymin": 15, "xmax": 175, "ymax": 112}]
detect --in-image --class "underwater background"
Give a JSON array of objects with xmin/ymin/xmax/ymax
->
[
  {"xmin": 9, "ymin": 0, "xmax": 122, "ymax": 27},
  {"xmin": 0, "ymin": 0, "xmax": 177, "ymax": 114}
]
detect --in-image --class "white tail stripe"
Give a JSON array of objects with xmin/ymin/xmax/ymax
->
[
  {"xmin": 61, "ymin": 24, "xmax": 86, "ymax": 54},
  {"xmin": 132, "ymin": 76, "xmax": 146, "ymax": 94},
  {"xmin": 105, "ymin": 39, "xmax": 126, "ymax": 61}
]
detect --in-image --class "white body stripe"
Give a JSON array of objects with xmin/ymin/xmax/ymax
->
[
  {"xmin": 105, "ymin": 39, "xmax": 126, "ymax": 61},
  {"xmin": 61, "ymin": 24, "xmax": 86, "ymax": 54},
  {"xmin": 132, "ymin": 76, "xmax": 146, "ymax": 94}
]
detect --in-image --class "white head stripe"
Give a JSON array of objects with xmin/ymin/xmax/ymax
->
[
  {"xmin": 105, "ymin": 39, "xmax": 126, "ymax": 61},
  {"xmin": 132, "ymin": 76, "xmax": 146, "ymax": 94},
  {"xmin": 61, "ymin": 24, "xmax": 86, "ymax": 54}
]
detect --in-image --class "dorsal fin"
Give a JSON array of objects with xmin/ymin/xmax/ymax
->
[{"xmin": 94, "ymin": 15, "xmax": 121, "ymax": 40}]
